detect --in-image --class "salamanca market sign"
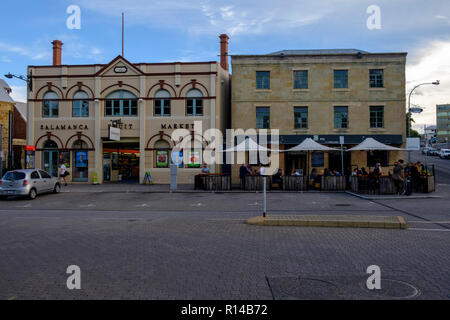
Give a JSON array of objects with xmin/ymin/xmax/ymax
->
[{"xmin": 40, "ymin": 124, "xmax": 88, "ymax": 130}]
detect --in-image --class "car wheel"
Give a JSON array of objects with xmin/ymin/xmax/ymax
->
[
  {"xmin": 53, "ymin": 183, "xmax": 61, "ymax": 193},
  {"xmin": 28, "ymin": 188, "xmax": 37, "ymax": 200}
]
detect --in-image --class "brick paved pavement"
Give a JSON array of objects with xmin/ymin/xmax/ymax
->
[{"xmin": 0, "ymin": 188, "xmax": 449, "ymax": 300}]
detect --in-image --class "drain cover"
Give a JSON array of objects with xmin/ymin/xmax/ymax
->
[
  {"xmin": 266, "ymin": 275, "xmax": 438, "ymax": 300},
  {"xmin": 359, "ymin": 279, "xmax": 420, "ymax": 299}
]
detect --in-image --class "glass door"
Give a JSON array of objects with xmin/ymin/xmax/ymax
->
[{"xmin": 43, "ymin": 150, "xmax": 59, "ymax": 177}]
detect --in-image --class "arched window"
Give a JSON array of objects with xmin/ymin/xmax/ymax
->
[
  {"xmin": 72, "ymin": 140, "xmax": 88, "ymax": 149},
  {"xmin": 43, "ymin": 140, "xmax": 58, "ymax": 149},
  {"xmin": 154, "ymin": 139, "xmax": 171, "ymax": 168},
  {"xmin": 154, "ymin": 89, "xmax": 171, "ymax": 116},
  {"xmin": 186, "ymin": 89, "xmax": 203, "ymax": 116},
  {"xmin": 73, "ymin": 91, "xmax": 89, "ymax": 117},
  {"xmin": 43, "ymin": 91, "xmax": 59, "ymax": 118},
  {"xmin": 105, "ymin": 90, "xmax": 137, "ymax": 116}
]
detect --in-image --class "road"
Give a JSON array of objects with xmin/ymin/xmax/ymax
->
[
  {"xmin": 0, "ymin": 153, "xmax": 449, "ymax": 300},
  {"xmin": 411, "ymin": 150, "xmax": 450, "ymax": 185}
]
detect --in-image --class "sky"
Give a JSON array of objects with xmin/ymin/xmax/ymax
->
[{"xmin": 1, "ymin": 0, "xmax": 449, "ymax": 132}]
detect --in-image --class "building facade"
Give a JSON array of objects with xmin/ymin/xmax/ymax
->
[
  {"xmin": 0, "ymin": 79, "xmax": 27, "ymax": 174},
  {"xmin": 231, "ymin": 49, "xmax": 407, "ymax": 181},
  {"xmin": 436, "ymin": 104, "xmax": 450, "ymax": 143},
  {"xmin": 27, "ymin": 36, "xmax": 230, "ymax": 184}
]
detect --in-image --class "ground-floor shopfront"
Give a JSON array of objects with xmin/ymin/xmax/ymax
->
[{"xmin": 230, "ymin": 134, "xmax": 406, "ymax": 184}]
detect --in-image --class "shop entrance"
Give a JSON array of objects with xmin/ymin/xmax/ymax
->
[
  {"xmin": 42, "ymin": 140, "xmax": 59, "ymax": 177},
  {"xmin": 103, "ymin": 141, "xmax": 139, "ymax": 182}
]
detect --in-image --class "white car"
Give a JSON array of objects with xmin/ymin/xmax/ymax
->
[{"xmin": 439, "ymin": 149, "xmax": 450, "ymax": 159}]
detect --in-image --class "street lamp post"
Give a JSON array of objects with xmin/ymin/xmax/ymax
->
[{"xmin": 407, "ymin": 81, "xmax": 440, "ymax": 162}]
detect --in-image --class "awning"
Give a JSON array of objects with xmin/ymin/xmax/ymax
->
[
  {"xmin": 220, "ymin": 138, "xmax": 277, "ymax": 152},
  {"xmin": 346, "ymin": 138, "xmax": 405, "ymax": 151},
  {"xmin": 285, "ymin": 138, "xmax": 339, "ymax": 152}
]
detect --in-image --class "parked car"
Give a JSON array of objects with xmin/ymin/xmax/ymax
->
[
  {"xmin": 427, "ymin": 148, "xmax": 439, "ymax": 156},
  {"xmin": 0, "ymin": 169, "xmax": 60, "ymax": 200},
  {"xmin": 422, "ymin": 147, "xmax": 430, "ymax": 155},
  {"xmin": 439, "ymin": 149, "xmax": 450, "ymax": 159}
]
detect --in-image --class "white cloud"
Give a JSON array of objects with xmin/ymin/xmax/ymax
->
[
  {"xmin": 406, "ymin": 40, "xmax": 450, "ymax": 131},
  {"xmin": 10, "ymin": 85, "xmax": 27, "ymax": 103},
  {"xmin": 78, "ymin": 0, "xmax": 330, "ymax": 36}
]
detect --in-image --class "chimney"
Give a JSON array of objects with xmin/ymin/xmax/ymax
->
[
  {"xmin": 219, "ymin": 34, "xmax": 229, "ymax": 71},
  {"xmin": 52, "ymin": 40, "xmax": 63, "ymax": 66}
]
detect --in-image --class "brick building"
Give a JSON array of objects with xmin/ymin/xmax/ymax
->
[
  {"xmin": 231, "ymin": 49, "xmax": 407, "ymax": 181},
  {"xmin": 0, "ymin": 79, "xmax": 27, "ymax": 174},
  {"xmin": 27, "ymin": 36, "xmax": 230, "ymax": 184}
]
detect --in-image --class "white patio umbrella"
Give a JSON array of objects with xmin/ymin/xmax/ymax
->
[
  {"xmin": 346, "ymin": 138, "xmax": 405, "ymax": 151},
  {"xmin": 221, "ymin": 138, "xmax": 275, "ymax": 152},
  {"xmin": 284, "ymin": 138, "xmax": 340, "ymax": 180},
  {"xmin": 285, "ymin": 138, "xmax": 339, "ymax": 152}
]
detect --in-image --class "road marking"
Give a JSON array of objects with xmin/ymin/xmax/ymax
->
[
  {"xmin": 409, "ymin": 228, "xmax": 450, "ymax": 232},
  {"xmin": 190, "ymin": 203, "xmax": 204, "ymax": 207},
  {"xmin": 7, "ymin": 296, "xmax": 17, "ymax": 300},
  {"xmin": 248, "ymin": 202, "xmax": 259, "ymax": 206},
  {"xmin": 134, "ymin": 203, "xmax": 148, "ymax": 207},
  {"xmin": 15, "ymin": 204, "xmax": 32, "ymax": 208},
  {"xmin": 79, "ymin": 204, "xmax": 95, "ymax": 208}
]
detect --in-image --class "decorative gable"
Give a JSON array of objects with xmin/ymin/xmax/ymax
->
[{"xmin": 95, "ymin": 55, "xmax": 144, "ymax": 77}]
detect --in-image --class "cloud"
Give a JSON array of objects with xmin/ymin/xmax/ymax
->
[
  {"xmin": 10, "ymin": 85, "xmax": 27, "ymax": 103},
  {"xmin": 78, "ymin": 0, "xmax": 330, "ymax": 36},
  {"xmin": 406, "ymin": 39, "xmax": 450, "ymax": 131}
]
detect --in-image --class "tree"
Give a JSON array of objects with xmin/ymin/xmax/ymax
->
[{"xmin": 406, "ymin": 113, "xmax": 420, "ymax": 137}]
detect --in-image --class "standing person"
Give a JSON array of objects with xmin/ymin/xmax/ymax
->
[
  {"xmin": 59, "ymin": 163, "xmax": 68, "ymax": 186},
  {"xmin": 392, "ymin": 160, "xmax": 404, "ymax": 195},
  {"xmin": 409, "ymin": 162, "xmax": 419, "ymax": 192},
  {"xmin": 258, "ymin": 165, "xmax": 266, "ymax": 176},
  {"xmin": 373, "ymin": 163, "xmax": 382, "ymax": 193},
  {"xmin": 239, "ymin": 163, "xmax": 247, "ymax": 189}
]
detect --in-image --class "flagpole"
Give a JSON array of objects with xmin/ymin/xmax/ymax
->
[{"xmin": 122, "ymin": 12, "xmax": 124, "ymax": 57}]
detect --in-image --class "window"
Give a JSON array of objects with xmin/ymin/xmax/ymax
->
[
  {"xmin": 367, "ymin": 150, "xmax": 388, "ymax": 167},
  {"xmin": 186, "ymin": 89, "xmax": 203, "ymax": 116},
  {"xmin": 334, "ymin": 70, "xmax": 348, "ymax": 89},
  {"xmin": 334, "ymin": 106, "xmax": 348, "ymax": 129},
  {"xmin": 39, "ymin": 170, "xmax": 52, "ymax": 179},
  {"xmin": 154, "ymin": 89, "xmax": 171, "ymax": 116},
  {"xmin": 105, "ymin": 90, "xmax": 137, "ymax": 116},
  {"xmin": 256, "ymin": 107, "xmax": 270, "ymax": 129},
  {"xmin": 311, "ymin": 152, "xmax": 324, "ymax": 167},
  {"xmin": 370, "ymin": 106, "xmax": 384, "ymax": 128},
  {"xmin": 72, "ymin": 91, "xmax": 89, "ymax": 117},
  {"xmin": 370, "ymin": 69, "xmax": 384, "ymax": 88},
  {"xmin": 31, "ymin": 171, "xmax": 40, "ymax": 179},
  {"xmin": 43, "ymin": 140, "xmax": 58, "ymax": 149},
  {"xmin": 256, "ymin": 71, "xmax": 270, "ymax": 89},
  {"xmin": 154, "ymin": 140, "xmax": 170, "ymax": 168},
  {"xmin": 294, "ymin": 70, "xmax": 308, "ymax": 89},
  {"xmin": 3, "ymin": 172, "xmax": 26, "ymax": 181},
  {"xmin": 43, "ymin": 91, "xmax": 59, "ymax": 118},
  {"xmin": 294, "ymin": 107, "xmax": 308, "ymax": 129}
]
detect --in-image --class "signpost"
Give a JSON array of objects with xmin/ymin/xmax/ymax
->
[{"xmin": 340, "ymin": 136, "xmax": 345, "ymax": 175}]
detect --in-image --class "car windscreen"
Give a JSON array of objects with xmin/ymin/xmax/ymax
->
[{"xmin": 2, "ymin": 172, "xmax": 26, "ymax": 181}]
